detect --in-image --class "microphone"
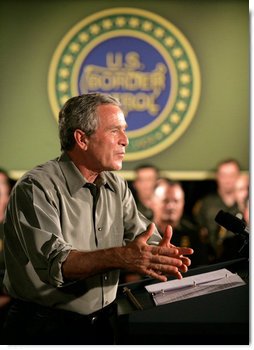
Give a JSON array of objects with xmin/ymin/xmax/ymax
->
[{"xmin": 215, "ymin": 210, "xmax": 249, "ymax": 238}]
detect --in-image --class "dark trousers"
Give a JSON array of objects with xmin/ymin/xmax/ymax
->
[{"xmin": 2, "ymin": 298, "xmax": 118, "ymax": 345}]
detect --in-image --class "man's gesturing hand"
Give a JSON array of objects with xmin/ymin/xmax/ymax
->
[
  {"xmin": 120, "ymin": 223, "xmax": 194, "ymax": 282},
  {"xmin": 159, "ymin": 224, "xmax": 194, "ymax": 279}
]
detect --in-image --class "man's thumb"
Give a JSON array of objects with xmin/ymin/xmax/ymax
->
[{"xmin": 139, "ymin": 222, "xmax": 155, "ymax": 243}]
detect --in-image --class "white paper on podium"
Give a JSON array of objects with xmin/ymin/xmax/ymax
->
[{"xmin": 145, "ymin": 268, "xmax": 245, "ymax": 306}]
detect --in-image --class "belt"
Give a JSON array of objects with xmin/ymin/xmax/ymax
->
[
  {"xmin": 86, "ymin": 302, "xmax": 117, "ymax": 324},
  {"xmin": 10, "ymin": 298, "xmax": 117, "ymax": 325}
]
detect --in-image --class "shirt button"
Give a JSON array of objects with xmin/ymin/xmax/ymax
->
[
  {"xmin": 98, "ymin": 227, "xmax": 102, "ymax": 231},
  {"xmin": 104, "ymin": 275, "xmax": 108, "ymax": 281}
]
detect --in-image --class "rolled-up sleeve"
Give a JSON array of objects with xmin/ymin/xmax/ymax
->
[{"xmin": 6, "ymin": 177, "xmax": 72, "ymax": 287}]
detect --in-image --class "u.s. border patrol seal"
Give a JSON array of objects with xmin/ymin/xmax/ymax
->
[{"xmin": 48, "ymin": 8, "xmax": 201, "ymax": 161}]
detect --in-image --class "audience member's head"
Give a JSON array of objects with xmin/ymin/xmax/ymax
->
[
  {"xmin": 0, "ymin": 168, "xmax": 12, "ymax": 222},
  {"xmin": 132, "ymin": 164, "xmax": 159, "ymax": 202},
  {"xmin": 234, "ymin": 173, "xmax": 249, "ymax": 214},
  {"xmin": 215, "ymin": 159, "xmax": 241, "ymax": 196},
  {"xmin": 152, "ymin": 179, "xmax": 185, "ymax": 229},
  {"xmin": 243, "ymin": 196, "xmax": 249, "ymax": 224}
]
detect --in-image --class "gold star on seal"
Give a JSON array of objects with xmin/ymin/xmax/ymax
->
[
  {"xmin": 161, "ymin": 124, "xmax": 172, "ymax": 134},
  {"xmin": 58, "ymin": 82, "xmax": 69, "ymax": 92},
  {"xmin": 170, "ymin": 113, "xmax": 180, "ymax": 124},
  {"xmin": 172, "ymin": 47, "xmax": 183, "ymax": 58},
  {"xmin": 102, "ymin": 19, "xmax": 113, "ymax": 30},
  {"xmin": 179, "ymin": 87, "xmax": 190, "ymax": 97},
  {"xmin": 115, "ymin": 17, "xmax": 126, "ymax": 27},
  {"xmin": 89, "ymin": 24, "xmax": 100, "ymax": 35},
  {"xmin": 59, "ymin": 68, "xmax": 70, "ymax": 78},
  {"xmin": 62, "ymin": 54, "xmax": 74, "ymax": 65},
  {"xmin": 142, "ymin": 21, "xmax": 153, "ymax": 31},
  {"xmin": 180, "ymin": 74, "xmax": 191, "ymax": 84},
  {"xmin": 69, "ymin": 42, "xmax": 80, "ymax": 53},
  {"xmin": 176, "ymin": 100, "xmax": 187, "ymax": 112},
  {"xmin": 78, "ymin": 32, "xmax": 89, "ymax": 42},
  {"xmin": 154, "ymin": 27, "xmax": 165, "ymax": 38},
  {"xmin": 164, "ymin": 36, "xmax": 175, "ymax": 47},
  {"xmin": 60, "ymin": 95, "xmax": 69, "ymax": 105},
  {"xmin": 129, "ymin": 17, "xmax": 140, "ymax": 28},
  {"xmin": 178, "ymin": 60, "xmax": 189, "ymax": 70}
]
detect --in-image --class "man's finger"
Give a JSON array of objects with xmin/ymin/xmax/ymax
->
[{"xmin": 159, "ymin": 224, "xmax": 173, "ymax": 247}]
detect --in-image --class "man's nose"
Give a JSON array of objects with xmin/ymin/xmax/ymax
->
[
  {"xmin": 166, "ymin": 201, "xmax": 174, "ymax": 209},
  {"xmin": 121, "ymin": 131, "xmax": 129, "ymax": 147}
]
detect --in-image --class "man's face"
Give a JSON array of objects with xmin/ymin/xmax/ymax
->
[
  {"xmin": 160, "ymin": 185, "xmax": 185, "ymax": 225},
  {"xmin": 85, "ymin": 104, "xmax": 128, "ymax": 171},
  {"xmin": 0, "ymin": 173, "xmax": 10, "ymax": 201},
  {"xmin": 235, "ymin": 174, "xmax": 249, "ymax": 207},
  {"xmin": 134, "ymin": 168, "xmax": 158, "ymax": 197},
  {"xmin": 216, "ymin": 163, "xmax": 240, "ymax": 193}
]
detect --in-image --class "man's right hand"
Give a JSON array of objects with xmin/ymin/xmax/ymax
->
[{"xmin": 119, "ymin": 223, "xmax": 194, "ymax": 282}]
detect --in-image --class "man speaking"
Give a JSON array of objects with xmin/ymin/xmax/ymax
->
[{"xmin": 3, "ymin": 93, "xmax": 193, "ymax": 344}]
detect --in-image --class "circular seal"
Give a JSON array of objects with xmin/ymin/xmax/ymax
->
[{"xmin": 48, "ymin": 8, "xmax": 201, "ymax": 161}]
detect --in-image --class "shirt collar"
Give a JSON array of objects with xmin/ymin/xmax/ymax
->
[{"xmin": 58, "ymin": 152, "xmax": 115, "ymax": 195}]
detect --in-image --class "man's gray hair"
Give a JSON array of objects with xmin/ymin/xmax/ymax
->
[{"xmin": 58, "ymin": 93, "xmax": 122, "ymax": 151}]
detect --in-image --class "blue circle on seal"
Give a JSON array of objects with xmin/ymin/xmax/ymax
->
[{"xmin": 78, "ymin": 36, "xmax": 171, "ymax": 131}]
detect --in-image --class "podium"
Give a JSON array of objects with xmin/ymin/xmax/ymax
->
[{"xmin": 116, "ymin": 258, "xmax": 249, "ymax": 345}]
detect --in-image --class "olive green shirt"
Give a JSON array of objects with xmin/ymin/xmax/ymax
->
[{"xmin": 3, "ymin": 153, "xmax": 161, "ymax": 315}]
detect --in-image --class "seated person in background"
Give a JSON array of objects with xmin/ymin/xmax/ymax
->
[
  {"xmin": 0, "ymin": 168, "xmax": 13, "ymax": 332},
  {"xmin": 243, "ymin": 196, "xmax": 249, "ymax": 225},
  {"xmin": 131, "ymin": 164, "xmax": 159, "ymax": 220},
  {"xmin": 193, "ymin": 159, "xmax": 241, "ymax": 261},
  {"xmin": 0, "ymin": 169, "xmax": 13, "ymax": 283},
  {"xmin": 234, "ymin": 173, "xmax": 249, "ymax": 219},
  {"xmin": 220, "ymin": 176, "xmax": 249, "ymax": 262},
  {"xmin": 151, "ymin": 179, "xmax": 210, "ymax": 267}
]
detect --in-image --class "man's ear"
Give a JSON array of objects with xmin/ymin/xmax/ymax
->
[{"xmin": 74, "ymin": 129, "xmax": 89, "ymax": 150}]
